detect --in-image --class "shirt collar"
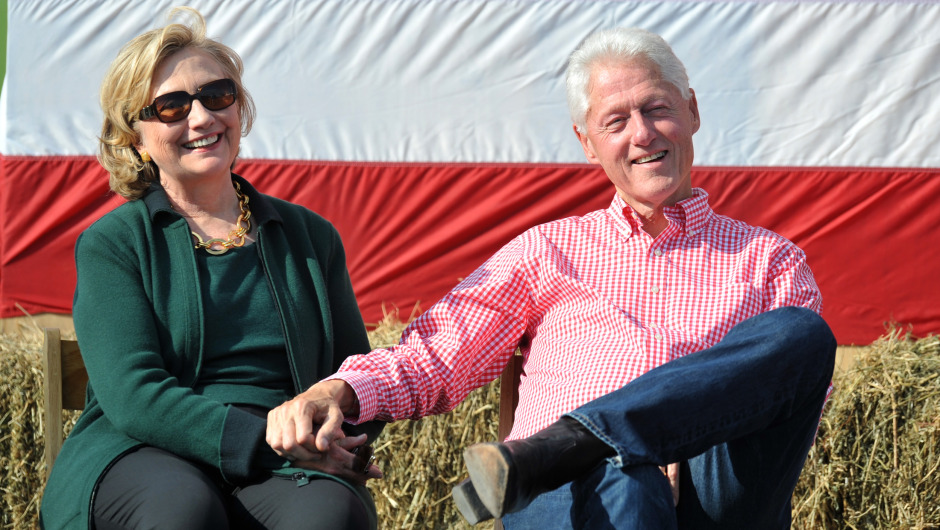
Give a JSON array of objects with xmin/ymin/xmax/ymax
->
[
  {"xmin": 608, "ymin": 188, "xmax": 713, "ymax": 238},
  {"xmin": 143, "ymin": 173, "xmax": 283, "ymax": 226}
]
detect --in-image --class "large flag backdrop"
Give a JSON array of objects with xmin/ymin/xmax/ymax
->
[{"xmin": 1, "ymin": 0, "xmax": 938, "ymax": 345}]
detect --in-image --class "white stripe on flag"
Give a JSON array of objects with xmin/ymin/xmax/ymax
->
[{"xmin": 2, "ymin": 0, "xmax": 938, "ymax": 168}]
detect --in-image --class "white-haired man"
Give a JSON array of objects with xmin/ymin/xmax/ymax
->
[{"xmin": 268, "ymin": 27, "xmax": 835, "ymax": 529}]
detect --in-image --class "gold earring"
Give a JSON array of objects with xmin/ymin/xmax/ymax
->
[{"xmin": 140, "ymin": 151, "xmax": 151, "ymax": 163}]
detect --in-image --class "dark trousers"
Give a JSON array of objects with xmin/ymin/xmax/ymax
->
[
  {"xmin": 503, "ymin": 306, "xmax": 837, "ymax": 529},
  {"xmin": 92, "ymin": 446, "xmax": 374, "ymax": 530}
]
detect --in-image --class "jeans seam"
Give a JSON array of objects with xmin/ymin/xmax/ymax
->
[{"xmin": 566, "ymin": 413, "xmax": 624, "ymax": 467}]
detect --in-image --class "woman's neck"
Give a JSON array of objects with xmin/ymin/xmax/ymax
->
[{"xmin": 162, "ymin": 174, "xmax": 250, "ymax": 242}]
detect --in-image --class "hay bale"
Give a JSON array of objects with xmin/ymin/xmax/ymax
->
[
  {"xmin": 793, "ymin": 331, "xmax": 940, "ymax": 529},
  {"xmin": 364, "ymin": 313, "xmax": 499, "ymax": 529},
  {"xmin": 0, "ymin": 323, "xmax": 45, "ymax": 529},
  {"xmin": 1, "ymin": 321, "xmax": 81, "ymax": 529},
  {"xmin": 2, "ymin": 315, "xmax": 937, "ymax": 529}
]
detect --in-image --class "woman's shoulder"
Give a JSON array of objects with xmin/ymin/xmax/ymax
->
[
  {"xmin": 260, "ymin": 193, "xmax": 338, "ymax": 235},
  {"xmin": 233, "ymin": 176, "xmax": 330, "ymax": 228},
  {"xmin": 81, "ymin": 199, "xmax": 150, "ymax": 238}
]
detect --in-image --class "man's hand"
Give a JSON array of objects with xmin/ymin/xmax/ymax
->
[
  {"xmin": 661, "ymin": 463, "xmax": 680, "ymax": 506},
  {"xmin": 266, "ymin": 380, "xmax": 381, "ymax": 482}
]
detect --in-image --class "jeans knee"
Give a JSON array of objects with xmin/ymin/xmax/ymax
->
[
  {"xmin": 771, "ymin": 307, "xmax": 835, "ymax": 357},
  {"xmin": 773, "ymin": 309, "xmax": 837, "ymax": 393},
  {"xmin": 802, "ymin": 309, "xmax": 835, "ymax": 359}
]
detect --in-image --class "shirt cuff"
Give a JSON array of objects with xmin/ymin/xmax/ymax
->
[{"xmin": 324, "ymin": 371, "xmax": 379, "ymax": 423}]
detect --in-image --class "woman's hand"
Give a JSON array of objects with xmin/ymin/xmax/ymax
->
[{"xmin": 290, "ymin": 434, "xmax": 383, "ymax": 484}]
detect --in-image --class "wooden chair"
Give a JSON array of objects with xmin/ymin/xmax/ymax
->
[
  {"xmin": 494, "ymin": 352, "xmax": 525, "ymax": 530},
  {"xmin": 42, "ymin": 327, "xmax": 87, "ymax": 478},
  {"xmin": 497, "ymin": 351, "xmax": 524, "ymax": 442}
]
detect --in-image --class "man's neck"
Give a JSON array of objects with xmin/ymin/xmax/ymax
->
[{"xmin": 638, "ymin": 210, "xmax": 669, "ymax": 238}]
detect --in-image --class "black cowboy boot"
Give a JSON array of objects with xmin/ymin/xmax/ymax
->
[{"xmin": 454, "ymin": 416, "xmax": 615, "ymax": 523}]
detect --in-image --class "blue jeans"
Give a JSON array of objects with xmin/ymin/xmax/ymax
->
[{"xmin": 502, "ymin": 307, "xmax": 836, "ymax": 530}]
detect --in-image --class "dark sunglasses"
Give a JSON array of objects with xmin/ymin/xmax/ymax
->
[{"xmin": 138, "ymin": 78, "xmax": 237, "ymax": 123}]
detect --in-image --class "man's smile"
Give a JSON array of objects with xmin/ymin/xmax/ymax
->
[{"xmin": 633, "ymin": 151, "xmax": 667, "ymax": 164}]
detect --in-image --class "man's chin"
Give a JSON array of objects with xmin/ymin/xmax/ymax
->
[{"xmin": 619, "ymin": 181, "xmax": 692, "ymax": 206}]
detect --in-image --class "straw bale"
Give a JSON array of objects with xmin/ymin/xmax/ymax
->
[
  {"xmin": 364, "ymin": 313, "xmax": 499, "ymax": 529},
  {"xmin": 2, "ymin": 314, "xmax": 937, "ymax": 529},
  {"xmin": 792, "ymin": 331, "xmax": 940, "ymax": 529},
  {"xmin": 1, "ymin": 324, "xmax": 42, "ymax": 529},
  {"xmin": 1, "ymin": 322, "xmax": 50, "ymax": 529}
]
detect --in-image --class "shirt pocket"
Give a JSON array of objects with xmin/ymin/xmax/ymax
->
[{"xmin": 664, "ymin": 277, "xmax": 762, "ymax": 343}]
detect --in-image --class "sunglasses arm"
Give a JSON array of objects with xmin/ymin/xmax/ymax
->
[{"xmin": 138, "ymin": 106, "xmax": 157, "ymax": 121}]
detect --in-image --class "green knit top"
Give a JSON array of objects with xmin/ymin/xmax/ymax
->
[{"xmin": 192, "ymin": 244, "xmax": 293, "ymax": 408}]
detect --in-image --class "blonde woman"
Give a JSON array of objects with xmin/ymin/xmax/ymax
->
[{"xmin": 41, "ymin": 8, "xmax": 381, "ymax": 529}]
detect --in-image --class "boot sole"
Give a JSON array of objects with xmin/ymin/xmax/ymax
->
[
  {"xmin": 463, "ymin": 443, "xmax": 512, "ymax": 517},
  {"xmin": 452, "ymin": 478, "xmax": 494, "ymax": 524}
]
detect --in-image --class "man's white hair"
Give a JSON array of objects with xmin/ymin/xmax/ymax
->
[{"xmin": 566, "ymin": 28, "xmax": 691, "ymax": 133}]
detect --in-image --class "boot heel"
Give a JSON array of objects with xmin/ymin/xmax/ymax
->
[
  {"xmin": 452, "ymin": 478, "xmax": 494, "ymax": 524},
  {"xmin": 463, "ymin": 443, "xmax": 513, "ymax": 517}
]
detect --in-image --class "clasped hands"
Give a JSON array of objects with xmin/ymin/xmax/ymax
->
[{"xmin": 266, "ymin": 380, "xmax": 383, "ymax": 484}]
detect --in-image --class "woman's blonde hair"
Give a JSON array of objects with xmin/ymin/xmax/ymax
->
[{"xmin": 97, "ymin": 7, "xmax": 255, "ymax": 200}]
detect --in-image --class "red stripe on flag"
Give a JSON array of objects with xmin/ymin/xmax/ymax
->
[{"xmin": 3, "ymin": 155, "xmax": 937, "ymax": 344}]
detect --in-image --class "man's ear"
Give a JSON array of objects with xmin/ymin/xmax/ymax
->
[
  {"xmin": 573, "ymin": 124, "xmax": 600, "ymax": 164},
  {"xmin": 688, "ymin": 89, "xmax": 701, "ymax": 134}
]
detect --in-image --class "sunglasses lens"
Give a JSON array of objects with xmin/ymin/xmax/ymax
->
[
  {"xmin": 154, "ymin": 93, "xmax": 193, "ymax": 122},
  {"xmin": 199, "ymin": 80, "xmax": 237, "ymax": 111},
  {"xmin": 150, "ymin": 79, "xmax": 237, "ymax": 123}
]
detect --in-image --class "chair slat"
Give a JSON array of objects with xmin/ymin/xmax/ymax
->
[{"xmin": 42, "ymin": 328, "xmax": 87, "ymax": 478}]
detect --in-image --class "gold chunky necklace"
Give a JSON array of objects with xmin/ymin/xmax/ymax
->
[{"xmin": 191, "ymin": 180, "xmax": 252, "ymax": 255}]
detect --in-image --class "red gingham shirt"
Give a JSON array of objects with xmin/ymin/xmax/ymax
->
[{"xmin": 333, "ymin": 189, "xmax": 822, "ymax": 440}]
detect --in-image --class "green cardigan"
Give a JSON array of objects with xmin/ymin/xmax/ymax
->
[{"xmin": 40, "ymin": 175, "xmax": 379, "ymax": 529}]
